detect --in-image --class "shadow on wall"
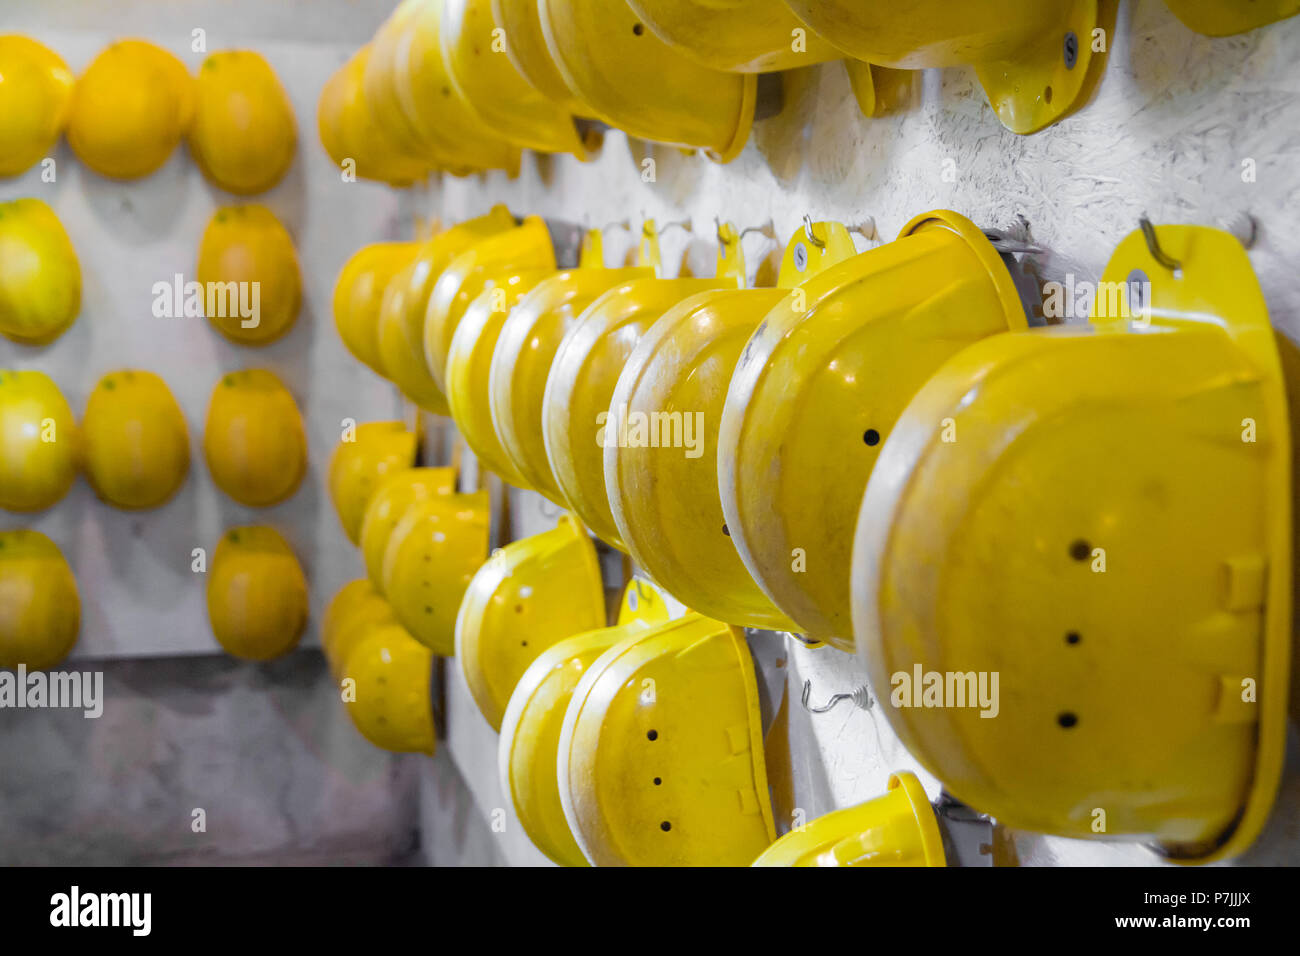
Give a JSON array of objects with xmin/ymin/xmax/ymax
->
[{"xmin": 0, "ymin": 650, "xmax": 422, "ymax": 865}]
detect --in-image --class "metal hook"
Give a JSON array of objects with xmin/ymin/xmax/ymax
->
[
  {"xmin": 802, "ymin": 214, "xmax": 826, "ymax": 250},
  {"xmin": 800, "ymin": 679, "xmax": 872, "ymax": 714},
  {"xmin": 1139, "ymin": 216, "xmax": 1182, "ymax": 274},
  {"xmin": 737, "ymin": 218, "xmax": 777, "ymax": 241},
  {"xmin": 601, "ymin": 218, "xmax": 631, "ymax": 233},
  {"xmin": 658, "ymin": 218, "xmax": 692, "ymax": 236}
]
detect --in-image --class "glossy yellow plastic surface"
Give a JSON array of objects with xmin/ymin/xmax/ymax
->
[
  {"xmin": 626, "ymin": 0, "xmax": 839, "ymax": 71},
  {"xmin": 558, "ymin": 611, "xmax": 776, "ymax": 865},
  {"xmin": 334, "ymin": 241, "xmax": 423, "ymax": 374},
  {"xmin": 203, "ymin": 369, "xmax": 306, "ymax": 507},
  {"xmin": 782, "ymin": 0, "xmax": 1109, "ymax": 134},
  {"xmin": 441, "ymin": 0, "xmax": 587, "ymax": 158},
  {"xmin": 499, "ymin": 579, "xmax": 670, "ymax": 867},
  {"xmin": 489, "ymin": 265, "xmax": 654, "ymax": 500},
  {"xmin": 327, "ymin": 421, "xmax": 418, "ymax": 545},
  {"xmin": 445, "ymin": 269, "xmax": 557, "ymax": 488},
  {"xmin": 607, "ymin": 223, "xmax": 855, "ymax": 628},
  {"xmin": 0, "ymin": 36, "xmax": 74, "ymax": 177},
  {"xmin": 189, "ymin": 50, "xmax": 296, "ymax": 195},
  {"xmin": 363, "ymin": 0, "xmax": 454, "ymax": 171},
  {"xmin": 0, "ymin": 198, "xmax": 81, "ymax": 346},
  {"xmin": 1164, "ymin": 0, "xmax": 1299, "ymax": 35},
  {"xmin": 398, "ymin": 0, "xmax": 521, "ymax": 175},
  {"xmin": 322, "ymin": 579, "xmax": 399, "ymax": 681},
  {"xmin": 383, "ymin": 492, "xmax": 491, "ymax": 655},
  {"xmin": 0, "ymin": 370, "xmax": 79, "ymax": 513},
  {"xmin": 206, "ymin": 526, "xmax": 308, "ymax": 661},
  {"xmin": 423, "ymin": 217, "xmax": 556, "ymax": 394},
  {"xmin": 852, "ymin": 225, "xmax": 1290, "ymax": 864},
  {"xmin": 543, "ymin": 271, "xmax": 737, "ymax": 550},
  {"xmin": 0, "ymin": 529, "xmax": 80, "ymax": 670},
  {"xmin": 538, "ymin": 0, "xmax": 757, "ymax": 160},
  {"xmin": 718, "ymin": 210, "xmax": 1025, "ymax": 648},
  {"xmin": 196, "ymin": 204, "xmax": 303, "ymax": 346},
  {"xmin": 377, "ymin": 207, "xmax": 517, "ymax": 413},
  {"xmin": 317, "ymin": 44, "xmax": 434, "ymax": 186},
  {"xmin": 82, "ymin": 370, "xmax": 190, "ymax": 511},
  {"xmin": 67, "ymin": 39, "xmax": 194, "ymax": 179},
  {"xmin": 753, "ymin": 772, "xmax": 945, "ymax": 867},
  {"xmin": 491, "ymin": 0, "xmax": 592, "ymax": 115},
  {"xmin": 359, "ymin": 466, "xmax": 456, "ymax": 590},
  {"xmin": 456, "ymin": 514, "xmax": 605, "ymax": 730},
  {"xmin": 341, "ymin": 623, "xmax": 437, "ymax": 754}
]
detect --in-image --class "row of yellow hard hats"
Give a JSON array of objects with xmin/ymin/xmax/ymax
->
[
  {"xmin": 335, "ymin": 203, "xmax": 1289, "ymax": 864},
  {"xmin": 321, "ymin": 482, "xmax": 945, "ymax": 867},
  {"xmin": 0, "ymin": 523, "xmax": 308, "ymax": 670},
  {"xmin": 0, "ymin": 196, "xmax": 304, "ymax": 349},
  {"xmin": 0, "ymin": 35, "xmax": 296, "ymax": 191},
  {"xmin": 318, "ymin": 0, "xmax": 1300, "ymax": 182},
  {"xmin": 0, "ymin": 367, "xmax": 310, "ymax": 513}
]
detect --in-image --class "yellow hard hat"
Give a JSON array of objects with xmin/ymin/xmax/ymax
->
[
  {"xmin": 383, "ymin": 491, "xmax": 491, "ymax": 655},
  {"xmin": 196, "ymin": 204, "xmax": 303, "ymax": 346},
  {"xmin": 445, "ymin": 269, "xmax": 557, "ymax": 487},
  {"xmin": 606, "ymin": 222, "xmax": 856, "ymax": 629},
  {"xmin": 341, "ymin": 623, "xmax": 437, "ymax": 754},
  {"xmin": 377, "ymin": 206, "xmax": 518, "ymax": 413},
  {"xmin": 188, "ymin": 50, "xmax": 296, "ymax": 195},
  {"xmin": 82, "ymin": 370, "xmax": 190, "ymax": 511},
  {"xmin": 0, "ymin": 197, "xmax": 81, "ymax": 346},
  {"xmin": 753, "ymin": 772, "xmax": 946, "ymax": 866},
  {"xmin": 718, "ymin": 210, "xmax": 1026, "ymax": 649},
  {"xmin": 852, "ymin": 223, "xmax": 1290, "ymax": 864},
  {"xmin": 423, "ymin": 217, "xmax": 556, "ymax": 395},
  {"xmin": 67, "ymin": 39, "xmax": 195, "ymax": 179},
  {"xmin": 456, "ymin": 514, "xmax": 606, "ymax": 730},
  {"xmin": 488, "ymin": 264, "xmax": 653, "ymax": 499},
  {"xmin": 203, "ymin": 369, "xmax": 306, "ymax": 507},
  {"xmin": 327, "ymin": 421, "xmax": 417, "ymax": 545},
  {"xmin": 544, "ymin": 271, "xmax": 737, "ymax": 549},
  {"xmin": 499, "ymin": 579, "xmax": 671, "ymax": 866},
  {"xmin": 322, "ymin": 579, "xmax": 398, "ymax": 682},
  {"xmin": 537, "ymin": 0, "xmax": 756, "ymax": 160},
  {"xmin": 317, "ymin": 44, "xmax": 435, "ymax": 186},
  {"xmin": 558, "ymin": 611, "xmax": 776, "ymax": 865},
  {"xmin": 359, "ymin": 466, "xmax": 457, "ymax": 590},
  {"xmin": 397, "ymin": 0, "xmax": 522, "ymax": 175},
  {"xmin": 439, "ymin": 0, "xmax": 588, "ymax": 159},
  {"xmin": 490, "ymin": 0, "xmax": 593, "ymax": 116},
  {"xmin": 334, "ymin": 241, "xmax": 424, "ymax": 375},
  {"xmin": 0, "ymin": 369, "xmax": 79, "ymax": 513},
  {"xmin": 625, "ymin": 0, "xmax": 840, "ymax": 71},
  {"xmin": 0, "ymin": 35, "xmax": 74, "ymax": 177},
  {"xmin": 0, "ymin": 529, "xmax": 80, "ymax": 670},
  {"xmin": 1163, "ymin": 0, "xmax": 1298, "ymax": 35},
  {"xmin": 363, "ymin": 0, "xmax": 455, "ymax": 172},
  {"xmin": 206, "ymin": 526, "xmax": 308, "ymax": 661},
  {"xmin": 781, "ymin": 0, "xmax": 1110, "ymax": 134}
]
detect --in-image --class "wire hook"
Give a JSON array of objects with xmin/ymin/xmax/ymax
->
[
  {"xmin": 800, "ymin": 679, "xmax": 872, "ymax": 714},
  {"xmin": 1139, "ymin": 215, "xmax": 1182, "ymax": 274},
  {"xmin": 802, "ymin": 214, "xmax": 826, "ymax": 249}
]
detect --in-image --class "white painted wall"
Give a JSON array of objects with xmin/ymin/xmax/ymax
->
[{"xmin": 0, "ymin": 10, "xmax": 409, "ymax": 658}]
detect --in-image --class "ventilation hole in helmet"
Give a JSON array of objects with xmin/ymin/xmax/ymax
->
[
  {"xmin": 1057, "ymin": 712, "xmax": 1078, "ymax": 729},
  {"xmin": 863, "ymin": 429, "xmax": 881, "ymax": 446},
  {"xmin": 660, "ymin": 821, "xmax": 671, "ymax": 831},
  {"xmin": 1069, "ymin": 539, "xmax": 1090, "ymax": 561},
  {"xmin": 633, "ymin": 23, "xmax": 645, "ymax": 36},
  {"xmin": 1065, "ymin": 631, "xmax": 1081, "ymax": 645},
  {"xmin": 646, "ymin": 729, "xmax": 658, "ymax": 741},
  {"xmin": 653, "ymin": 777, "xmax": 662, "ymax": 786}
]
